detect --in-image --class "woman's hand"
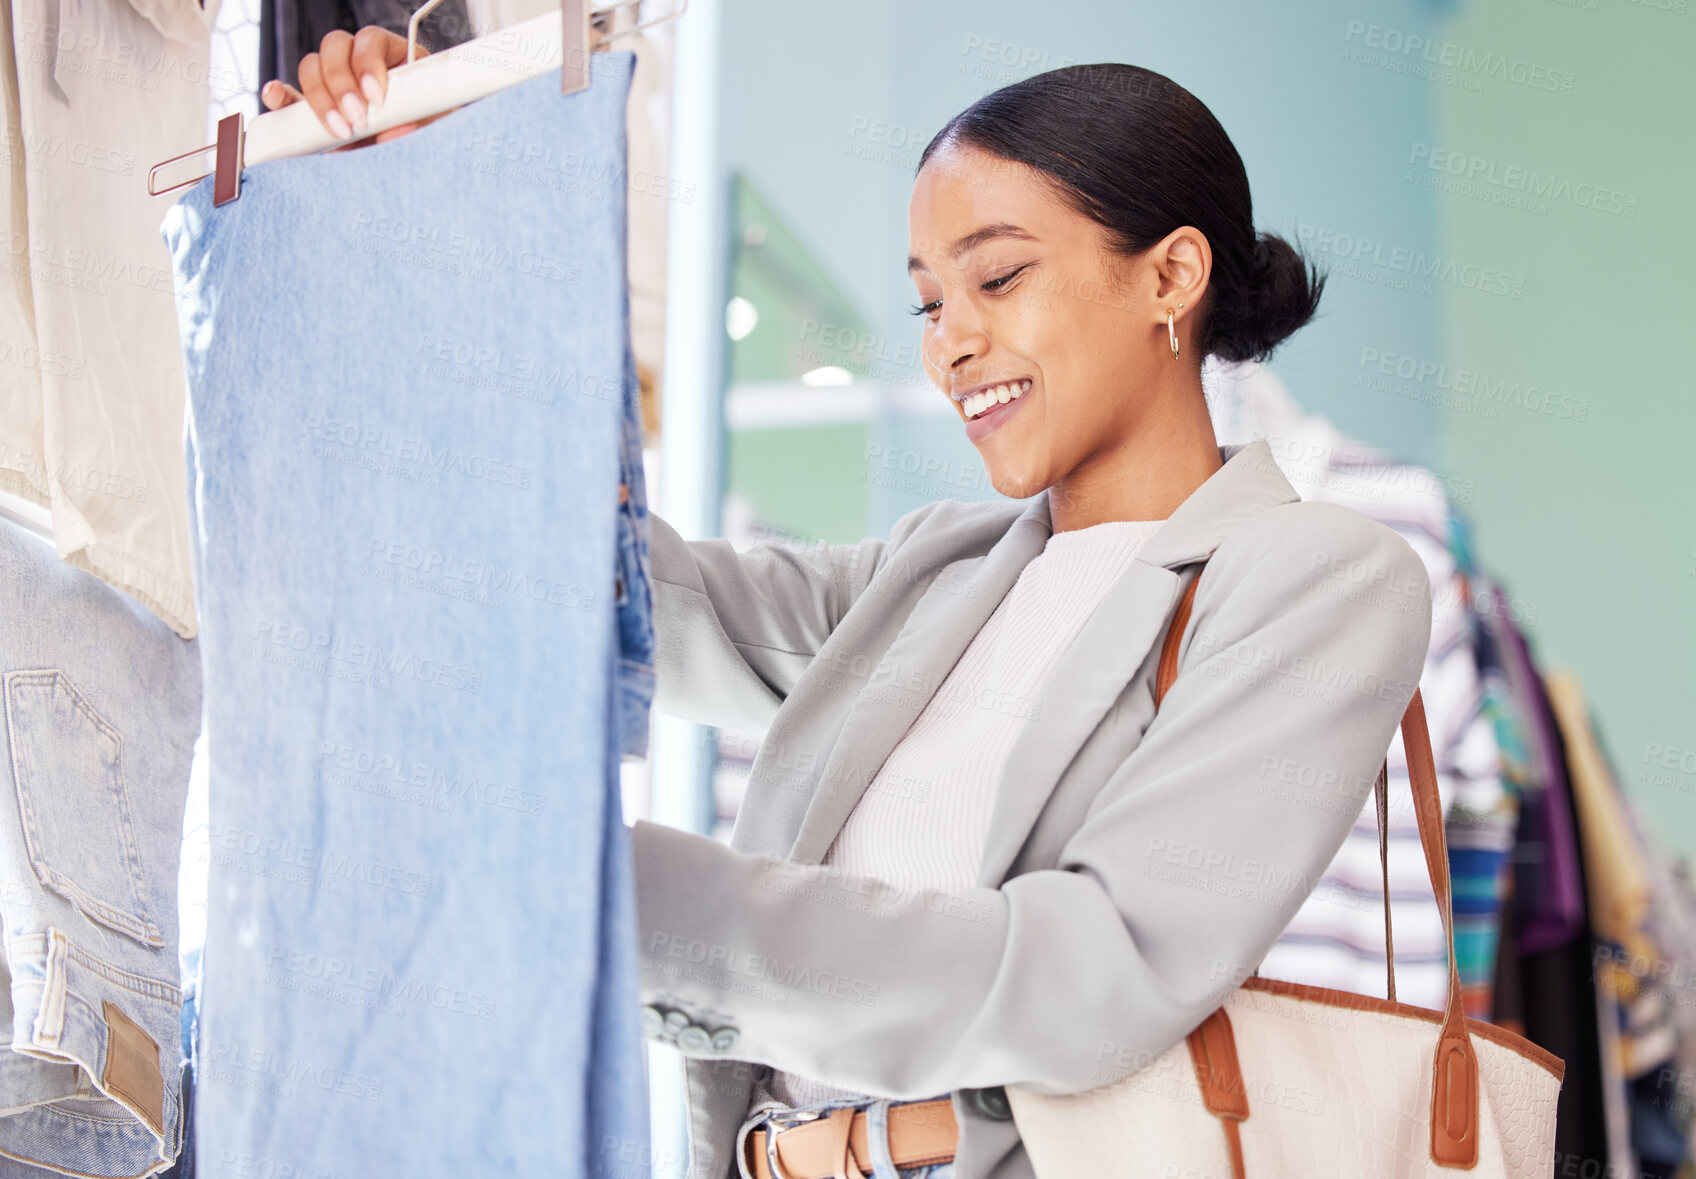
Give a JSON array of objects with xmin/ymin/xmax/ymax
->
[{"xmin": 259, "ymin": 26, "xmax": 457, "ymax": 146}]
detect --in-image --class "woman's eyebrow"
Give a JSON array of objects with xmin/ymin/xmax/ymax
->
[{"xmin": 908, "ymin": 223, "xmax": 1038, "ymax": 273}]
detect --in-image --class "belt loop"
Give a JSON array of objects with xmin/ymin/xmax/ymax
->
[
  {"xmin": 865, "ymin": 1099, "xmax": 903, "ymax": 1179},
  {"xmin": 823, "ymin": 1105, "xmax": 866, "ymax": 1179}
]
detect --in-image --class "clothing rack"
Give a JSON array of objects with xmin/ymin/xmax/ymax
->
[{"xmin": 1206, "ymin": 359, "xmax": 1696, "ymax": 1179}]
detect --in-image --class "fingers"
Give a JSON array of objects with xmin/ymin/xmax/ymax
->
[
  {"xmin": 269, "ymin": 26, "xmax": 426, "ymax": 144},
  {"xmin": 316, "ymin": 29, "xmax": 367, "ymax": 138},
  {"xmin": 350, "ymin": 26, "xmax": 417, "ymax": 108},
  {"xmin": 295, "ymin": 48, "xmax": 351, "ymax": 139},
  {"xmin": 259, "ymin": 79, "xmax": 303, "ymax": 110}
]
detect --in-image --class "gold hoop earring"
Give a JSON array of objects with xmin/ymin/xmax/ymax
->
[{"xmin": 1167, "ymin": 307, "xmax": 1180, "ymax": 360}]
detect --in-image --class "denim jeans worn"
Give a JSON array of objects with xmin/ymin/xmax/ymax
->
[
  {"xmin": 0, "ymin": 516, "xmax": 201, "ymax": 1176},
  {"xmin": 161, "ymin": 54, "xmax": 650, "ymax": 1177},
  {"xmin": 736, "ymin": 1095, "xmax": 957, "ymax": 1179}
]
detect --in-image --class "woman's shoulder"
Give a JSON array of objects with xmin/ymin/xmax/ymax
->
[
  {"xmin": 1223, "ymin": 497, "xmax": 1427, "ymax": 575},
  {"xmin": 1201, "ymin": 497, "xmax": 1435, "ymax": 635}
]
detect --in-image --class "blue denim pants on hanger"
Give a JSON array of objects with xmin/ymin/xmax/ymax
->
[
  {"xmin": 0, "ymin": 517, "xmax": 201, "ymax": 1177},
  {"xmin": 161, "ymin": 54, "xmax": 651, "ymax": 1178}
]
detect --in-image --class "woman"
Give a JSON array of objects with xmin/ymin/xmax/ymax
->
[{"xmin": 267, "ymin": 37, "xmax": 1432, "ymax": 1179}]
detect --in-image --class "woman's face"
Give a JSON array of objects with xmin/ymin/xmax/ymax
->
[{"xmin": 907, "ymin": 142, "xmax": 1195, "ymax": 501}]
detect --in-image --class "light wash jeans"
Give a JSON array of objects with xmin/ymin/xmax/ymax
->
[
  {"xmin": 736, "ymin": 1095, "xmax": 957, "ymax": 1179},
  {"xmin": 161, "ymin": 53, "xmax": 650, "ymax": 1177},
  {"xmin": 0, "ymin": 516, "xmax": 202, "ymax": 1176}
]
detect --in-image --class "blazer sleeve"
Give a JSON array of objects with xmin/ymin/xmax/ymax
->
[
  {"xmin": 648, "ymin": 508, "xmax": 915, "ymax": 733},
  {"xmin": 629, "ymin": 503, "xmax": 1434, "ymax": 1098}
]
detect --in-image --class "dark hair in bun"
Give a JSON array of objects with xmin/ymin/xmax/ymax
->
[{"xmin": 917, "ymin": 63, "xmax": 1325, "ymax": 364}]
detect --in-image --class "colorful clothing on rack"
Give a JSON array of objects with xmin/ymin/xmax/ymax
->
[
  {"xmin": 1545, "ymin": 669, "xmax": 1671, "ymax": 1178},
  {"xmin": 1487, "ymin": 593, "xmax": 1587, "ymax": 957},
  {"xmin": 1443, "ymin": 527, "xmax": 1538, "ymax": 1020},
  {"xmin": 1207, "ymin": 361, "xmax": 1511, "ymax": 1015},
  {"xmin": 1545, "ymin": 671, "xmax": 1654, "ymax": 959}
]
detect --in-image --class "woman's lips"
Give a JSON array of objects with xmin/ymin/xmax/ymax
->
[{"xmin": 963, "ymin": 382, "xmax": 1030, "ymax": 443}]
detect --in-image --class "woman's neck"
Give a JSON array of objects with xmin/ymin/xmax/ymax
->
[{"xmin": 1047, "ymin": 384, "xmax": 1223, "ymax": 533}]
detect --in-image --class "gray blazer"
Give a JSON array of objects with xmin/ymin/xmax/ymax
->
[{"xmin": 629, "ymin": 438, "xmax": 1434, "ymax": 1179}]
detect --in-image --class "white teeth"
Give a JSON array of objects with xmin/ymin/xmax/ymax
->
[{"xmin": 961, "ymin": 380, "xmax": 1031, "ymax": 420}]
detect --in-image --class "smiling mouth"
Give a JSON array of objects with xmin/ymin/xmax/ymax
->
[{"xmin": 957, "ymin": 379, "xmax": 1032, "ymax": 421}]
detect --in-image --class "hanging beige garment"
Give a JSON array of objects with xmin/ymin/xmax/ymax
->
[
  {"xmin": 0, "ymin": 0, "xmax": 216, "ymax": 638},
  {"xmin": 1543, "ymin": 669, "xmax": 1653, "ymax": 955}
]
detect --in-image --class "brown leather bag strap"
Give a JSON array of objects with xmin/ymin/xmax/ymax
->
[
  {"xmin": 1155, "ymin": 560, "xmax": 1480, "ymax": 1170},
  {"xmin": 1375, "ymin": 759, "xmax": 1396, "ymax": 1004}
]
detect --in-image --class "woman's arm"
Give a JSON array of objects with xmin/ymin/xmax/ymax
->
[
  {"xmin": 630, "ymin": 502, "xmax": 1433, "ymax": 1098},
  {"xmin": 647, "ymin": 504, "xmax": 940, "ymax": 733}
]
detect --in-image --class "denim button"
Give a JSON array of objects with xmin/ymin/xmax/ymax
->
[
  {"xmin": 639, "ymin": 1005, "xmax": 665, "ymax": 1039},
  {"xmin": 964, "ymin": 1086, "xmax": 1012, "ymax": 1120},
  {"xmin": 710, "ymin": 1028, "xmax": 738, "ymax": 1053},
  {"xmin": 676, "ymin": 1025, "xmax": 710, "ymax": 1053},
  {"xmin": 663, "ymin": 1010, "xmax": 689, "ymax": 1038}
]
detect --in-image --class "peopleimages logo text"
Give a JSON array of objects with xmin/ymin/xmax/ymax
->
[
  {"xmin": 1295, "ymin": 224, "xmax": 1526, "ymax": 299},
  {"xmin": 1342, "ymin": 21, "xmax": 1576, "ymax": 94}
]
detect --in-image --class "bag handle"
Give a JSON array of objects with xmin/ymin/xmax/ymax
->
[{"xmin": 1156, "ymin": 562, "xmax": 1480, "ymax": 1169}]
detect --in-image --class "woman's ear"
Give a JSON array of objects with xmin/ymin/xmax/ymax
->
[{"xmin": 1151, "ymin": 225, "xmax": 1212, "ymax": 318}]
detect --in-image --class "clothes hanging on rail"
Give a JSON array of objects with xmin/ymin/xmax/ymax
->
[
  {"xmin": 0, "ymin": 0, "xmax": 213, "ymax": 641},
  {"xmin": 1206, "ymin": 360, "xmax": 1509, "ymax": 1015},
  {"xmin": 1546, "ymin": 671, "xmax": 1654, "ymax": 959},
  {"xmin": 1493, "ymin": 674, "xmax": 1617, "ymax": 1179},
  {"xmin": 1473, "ymin": 571, "xmax": 1587, "ymax": 959},
  {"xmin": 1503, "ymin": 668, "xmax": 1696, "ymax": 1179},
  {"xmin": 1548, "ymin": 669, "xmax": 1660, "ymax": 1179},
  {"xmin": 161, "ymin": 55, "xmax": 651, "ymax": 1177},
  {"xmin": 1616, "ymin": 794, "xmax": 1696, "ymax": 1178},
  {"xmin": 120, "ymin": 0, "xmax": 221, "ymax": 44},
  {"xmin": 361, "ymin": 2, "xmax": 675, "ymax": 432},
  {"xmin": 1425, "ymin": 518, "xmax": 1553, "ymax": 1022},
  {"xmin": 0, "ymin": 515, "xmax": 201, "ymax": 1177},
  {"xmin": 1208, "ymin": 359, "xmax": 1696, "ymax": 1174}
]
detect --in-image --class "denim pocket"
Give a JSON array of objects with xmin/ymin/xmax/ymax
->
[{"xmin": 3, "ymin": 670, "xmax": 163, "ymax": 947}]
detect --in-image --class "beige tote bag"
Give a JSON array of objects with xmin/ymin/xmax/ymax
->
[{"xmin": 1007, "ymin": 562, "xmax": 1565, "ymax": 1177}]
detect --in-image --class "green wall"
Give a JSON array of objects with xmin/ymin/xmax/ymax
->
[{"xmin": 1434, "ymin": 0, "xmax": 1696, "ymax": 848}]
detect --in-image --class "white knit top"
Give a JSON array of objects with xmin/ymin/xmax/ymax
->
[{"xmin": 748, "ymin": 516, "xmax": 1168, "ymax": 1117}]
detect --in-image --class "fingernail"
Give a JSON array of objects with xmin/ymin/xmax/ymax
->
[
  {"xmin": 340, "ymin": 91, "xmax": 366, "ymax": 130},
  {"xmin": 361, "ymin": 74, "xmax": 382, "ymax": 104},
  {"xmin": 326, "ymin": 109, "xmax": 352, "ymax": 139}
]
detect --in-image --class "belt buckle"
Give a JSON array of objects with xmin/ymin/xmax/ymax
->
[
  {"xmin": 760, "ymin": 1106, "xmax": 829, "ymax": 1179},
  {"xmin": 765, "ymin": 1107, "xmax": 826, "ymax": 1132}
]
